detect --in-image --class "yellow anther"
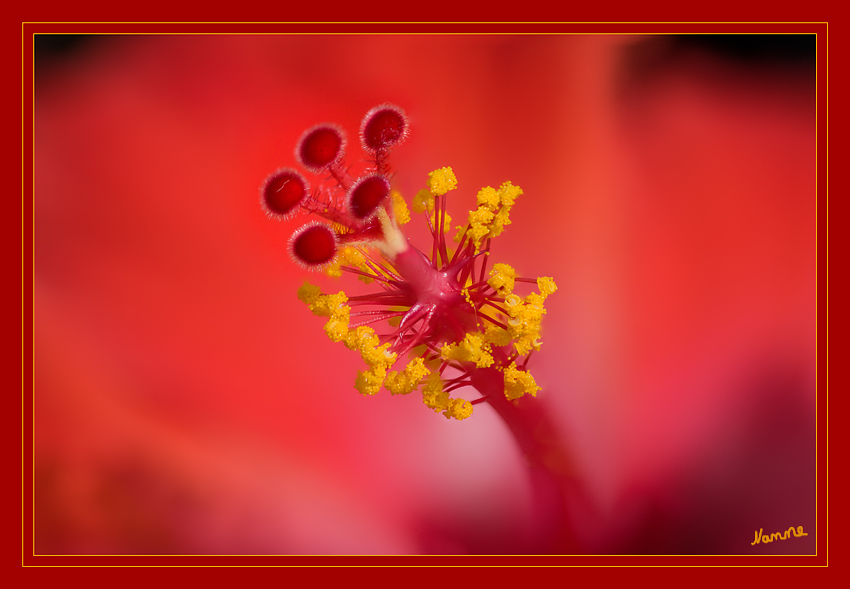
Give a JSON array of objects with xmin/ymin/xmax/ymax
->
[
  {"xmin": 524, "ymin": 292, "xmax": 546, "ymax": 310},
  {"xmin": 537, "ymin": 276, "xmax": 558, "ymax": 298},
  {"xmin": 338, "ymin": 247, "xmax": 364, "ymax": 268},
  {"xmin": 487, "ymin": 263, "xmax": 516, "ymax": 295},
  {"xmin": 441, "ymin": 333, "xmax": 494, "ymax": 368},
  {"xmin": 412, "ymin": 189, "xmax": 434, "ymax": 214},
  {"xmin": 298, "ymin": 286, "xmax": 353, "ymax": 343},
  {"xmin": 465, "ymin": 181, "xmax": 523, "ymax": 251},
  {"xmin": 324, "ymin": 314, "xmax": 350, "ymax": 342},
  {"xmin": 453, "ymin": 225, "xmax": 467, "ymax": 243},
  {"xmin": 341, "ymin": 326, "xmax": 396, "ymax": 368},
  {"xmin": 361, "ymin": 340, "xmax": 396, "ymax": 368},
  {"xmin": 505, "ymin": 293, "xmax": 522, "ymax": 308},
  {"xmin": 385, "ymin": 357, "xmax": 431, "ymax": 396},
  {"xmin": 503, "ymin": 295, "xmax": 545, "ymax": 356},
  {"xmin": 422, "ymin": 375, "xmax": 450, "ymax": 412},
  {"xmin": 498, "ymin": 181, "xmax": 522, "ymax": 208},
  {"xmin": 309, "ymin": 291, "xmax": 348, "ymax": 317},
  {"xmin": 325, "ymin": 248, "xmax": 362, "ymax": 279},
  {"xmin": 488, "ymin": 206, "xmax": 511, "ymax": 239},
  {"xmin": 428, "ymin": 167, "xmax": 458, "ymax": 196},
  {"xmin": 483, "ymin": 323, "xmax": 512, "ymax": 347},
  {"xmin": 333, "ymin": 246, "xmax": 375, "ymax": 284},
  {"xmin": 476, "ymin": 186, "xmax": 500, "ymax": 209},
  {"xmin": 512, "ymin": 337, "xmax": 534, "ymax": 356},
  {"xmin": 467, "ymin": 221, "xmax": 491, "ymax": 250},
  {"xmin": 342, "ymin": 328, "xmax": 360, "ymax": 351},
  {"xmin": 390, "ymin": 190, "xmax": 410, "ymax": 225},
  {"xmin": 442, "ymin": 398, "xmax": 473, "ymax": 420},
  {"xmin": 297, "ymin": 281, "xmax": 322, "ymax": 305},
  {"xmin": 469, "ymin": 206, "xmax": 495, "ymax": 226},
  {"xmin": 324, "ymin": 261, "xmax": 343, "ymax": 278},
  {"xmin": 503, "ymin": 362, "xmax": 540, "ymax": 401},
  {"xmin": 346, "ymin": 326, "xmax": 377, "ymax": 348},
  {"xmin": 355, "ymin": 365, "xmax": 387, "ymax": 396}
]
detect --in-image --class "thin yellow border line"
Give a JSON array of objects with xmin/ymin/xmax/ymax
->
[{"xmin": 23, "ymin": 24, "xmax": 826, "ymax": 566}]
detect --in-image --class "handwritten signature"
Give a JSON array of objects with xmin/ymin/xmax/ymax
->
[{"xmin": 751, "ymin": 526, "xmax": 808, "ymax": 545}]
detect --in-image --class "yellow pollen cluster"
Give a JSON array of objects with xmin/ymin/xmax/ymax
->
[
  {"xmin": 503, "ymin": 362, "xmax": 541, "ymax": 401},
  {"xmin": 487, "ymin": 263, "xmax": 516, "ymax": 295},
  {"xmin": 412, "ymin": 188, "xmax": 433, "ymax": 214},
  {"xmin": 490, "ymin": 274, "xmax": 558, "ymax": 357},
  {"xmin": 343, "ymin": 326, "xmax": 396, "ymax": 367},
  {"xmin": 507, "ymin": 293, "xmax": 546, "ymax": 356},
  {"xmin": 466, "ymin": 181, "xmax": 522, "ymax": 252},
  {"xmin": 445, "ymin": 398, "xmax": 474, "ymax": 420},
  {"xmin": 354, "ymin": 365, "xmax": 385, "ymax": 396},
  {"xmin": 537, "ymin": 276, "xmax": 557, "ymax": 297},
  {"xmin": 482, "ymin": 322, "xmax": 512, "ymax": 347},
  {"xmin": 296, "ymin": 281, "xmax": 471, "ymax": 414},
  {"xmin": 296, "ymin": 281, "xmax": 322, "ymax": 305},
  {"xmin": 324, "ymin": 246, "xmax": 375, "ymax": 283},
  {"xmin": 411, "ymin": 187, "xmax": 452, "ymax": 229},
  {"xmin": 390, "ymin": 190, "xmax": 411, "ymax": 225},
  {"xmin": 421, "ymin": 375, "xmax": 473, "ymax": 420},
  {"xmin": 441, "ymin": 333, "xmax": 494, "ymax": 368},
  {"xmin": 345, "ymin": 327, "xmax": 396, "ymax": 396},
  {"xmin": 385, "ymin": 357, "xmax": 431, "ymax": 395},
  {"xmin": 297, "ymin": 282, "xmax": 351, "ymax": 341},
  {"xmin": 427, "ymin": 166, "xmax": 458, "ymax": 196}
]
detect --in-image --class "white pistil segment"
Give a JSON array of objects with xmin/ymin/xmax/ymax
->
[{"xmin": 375, "ymin": 207, "xmax": 409, "ymax": 259}]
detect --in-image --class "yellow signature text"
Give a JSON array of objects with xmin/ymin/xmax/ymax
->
[{"xmin": 751, "ymin": 526, "xmax": 808, "ymax": 545}]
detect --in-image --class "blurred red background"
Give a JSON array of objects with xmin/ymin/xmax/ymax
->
[{"xmin": 32, "ymin": 33, "xmax": 818, "ymax": 555}]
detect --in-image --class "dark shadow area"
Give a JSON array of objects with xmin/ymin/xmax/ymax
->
[
  {"xmin": 616, "ymin": 34, "xmax": 817, "ymax": 106},
  {"xmin": 671, "ymin": 34, "xmax": 816, "ymax": 67}
]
